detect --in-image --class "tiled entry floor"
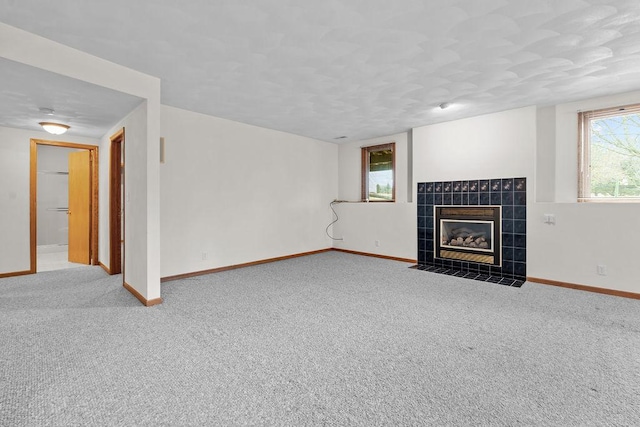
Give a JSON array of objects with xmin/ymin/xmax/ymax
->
[
  {"xmin": 411, "ymin": 264, "xmax": 525, "ymax": 287},
  {"xmin": 37, "ymin": 244, "xmax": 86, "ymax": 272}
]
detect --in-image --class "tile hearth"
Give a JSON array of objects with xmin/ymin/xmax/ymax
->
[{"xmin": 410, "ymin": 265, "xmax": 524, "ymax": 287}]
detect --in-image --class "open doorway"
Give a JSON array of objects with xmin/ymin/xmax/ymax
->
[{"xmin": 30, "ymin": 139, "xmax": 99, "ymax": 273}]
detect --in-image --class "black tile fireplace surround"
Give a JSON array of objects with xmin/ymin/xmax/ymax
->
[{"xmin": 416, "ymin": 178, "xmax": 526, "ymax": 287}]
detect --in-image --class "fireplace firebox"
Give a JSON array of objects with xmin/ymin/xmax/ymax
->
[{"xmin": 434, "ymin": 206, "xmax": 501, "ymax": 266}]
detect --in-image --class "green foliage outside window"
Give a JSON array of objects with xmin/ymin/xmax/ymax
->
[{"xmin": 587, "ymin": 110, "xmax": 640, "ymax": 198}]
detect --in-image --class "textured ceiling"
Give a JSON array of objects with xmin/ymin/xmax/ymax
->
[
  {"xmin": 2, "ymin": 0, "xmax": 640, "ymax": 142},
  {"xmin": 0, "ymin": 58, "xmax": 143, "ymax": 138}
]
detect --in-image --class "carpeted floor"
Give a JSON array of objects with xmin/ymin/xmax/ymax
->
[{"xmin": 1, "ymin": 251, "xmax": 639, "ymax": 426}]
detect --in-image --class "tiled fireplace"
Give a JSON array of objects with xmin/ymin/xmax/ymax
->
[{"xmin": 415, "ymin": 178, "xmax": 526, "ymax": 287}]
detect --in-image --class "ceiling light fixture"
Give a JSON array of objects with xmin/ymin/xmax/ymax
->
[
  {"xmin": 39, "ymin": 122, "xmax": 70, "ymax": 135},
  {"xmin": 438, "ymin": 102, "xmax": 451, "ymax": 110}
]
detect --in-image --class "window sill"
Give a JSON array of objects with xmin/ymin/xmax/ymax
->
[{"xmin": 578, "ymin": 198, "xmax": 640, "ymax": 203}]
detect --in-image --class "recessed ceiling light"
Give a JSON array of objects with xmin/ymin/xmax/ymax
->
[
  {"xmin": 334, "ymin": 136, "xmax": 347, "ymax": 140},
  {"xmin": 39, "ymin": 122, "xmax": 70, "ymax": 135}
]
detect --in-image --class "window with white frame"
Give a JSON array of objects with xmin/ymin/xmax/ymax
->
[{"xmin": 578, "ymin": 104, "xmax": 640, "ymax": 200}]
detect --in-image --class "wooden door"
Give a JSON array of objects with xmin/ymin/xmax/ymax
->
[
  {"xmin": 109, "ymin": 131, "xmax": 123, "ymax": 274},
  {"xmin": 68, "ymin": 150, "xmax": 91, "ymax": 264}
]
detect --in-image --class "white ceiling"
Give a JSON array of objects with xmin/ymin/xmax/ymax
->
[
  {"xmin": 2, "ymin": 0, "xmax": 640, "ymax": 142},
  {"xmin": 0, "ymin": 58, "xmax": 143, "ymax": 138}
]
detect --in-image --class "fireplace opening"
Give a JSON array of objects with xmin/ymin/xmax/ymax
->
[
  {"xmin": 435, "ymin": 206, "xmax": 501, "ymax": 266},
  {"xmin": 441, "ymin": 220, "xmax": 493, "ymax": 252}
]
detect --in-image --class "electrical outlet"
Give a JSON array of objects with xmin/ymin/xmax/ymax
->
[
  {"xmin": 543, "ymin": 214, "xmax": 555, "ymax": 225},
  {"xmin": 202, "ymin": 252, "xmax": 208, "ymax": 260},
  {"xmin": 597, "ymin": 265, "xmax": 607, "ymax": 276},
  {"xmin": 375, "ymin": 240, "xmax": 380, "ymax": 247}
]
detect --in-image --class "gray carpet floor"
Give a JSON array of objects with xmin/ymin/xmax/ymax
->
[{"xmin": 1, "ymin": 251, "xmax": 639, "ymax": 426}]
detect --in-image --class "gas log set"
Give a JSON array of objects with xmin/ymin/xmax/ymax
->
[{"xmin": 444, "ymin": 228, "xmax": 490, "ymax": 249}]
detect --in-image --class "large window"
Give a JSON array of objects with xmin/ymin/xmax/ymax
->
[
  {"xmin": 361, "ymin": 143, "xmax": 395, "ymax": 202},
  {"xmin": 579, "ymin": 104, "xmax": 640, "ymax": 200}
]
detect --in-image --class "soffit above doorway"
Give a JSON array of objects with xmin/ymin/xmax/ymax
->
[{"xmin": 0, "ymin": 57, "xmax": 143, "ymax": 138}]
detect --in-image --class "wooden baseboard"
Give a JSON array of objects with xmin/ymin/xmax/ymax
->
[
  {"xmin": 99, "ymin": 262, "xmax": 111, "ymax": 275},
  {"xmin": 161, "ymin": 248, "xmax": 418, "ymax": 283},
  {"xmin": 527, "ymin": 276, "xmax": 640, "ymax": 300},
  {"xmin": 0, "ymin": 269, "xmax": 34, "ymax": 279},
  {"xmin": 123, "ymin": 281, "xmax": 163, "ymax": 306},
  {"xmin": 331, "ymin": 248, "xmax": 417, "ymax": 264},
  {"xmin": 161, "ymin": 248, "xmax": 333, "ymax": 282}
]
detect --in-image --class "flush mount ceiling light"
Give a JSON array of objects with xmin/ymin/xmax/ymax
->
[
  {"xmin": 39, "ymin": 122, "xmax": 70, "ymax": 135},
  {"xmin": 438, "ymin": 102, "xmax": 451, "ymax": 110}
]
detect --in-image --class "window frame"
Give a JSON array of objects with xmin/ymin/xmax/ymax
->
[
  {"xmin": 361, "ymin": 142, "xmax": 396, "ymax": 202},
  {"xmin": 578, "ymin": 103, "xmax": 640, "ymax": 202}
]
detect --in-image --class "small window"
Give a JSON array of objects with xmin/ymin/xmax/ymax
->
[
  {"xmin": 579, "ymin": 104, "xmax": 640, "ymax": 201},
  {"xmin": 362, "ymin": 143, "xmax": 395, "ymax": 202}
]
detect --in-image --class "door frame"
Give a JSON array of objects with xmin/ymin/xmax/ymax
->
[
  {"xmin": 109, "ymin": 129, "xmax": 124, "ymax": 275},
  {"xmin": 30, "ymin": 139, "xmax": 99, "ymax": 273}
]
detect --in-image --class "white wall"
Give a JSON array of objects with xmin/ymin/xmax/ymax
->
[
  {"xmin": 159, "ymin": 105, "xmax": 338, "ymax": 278},
  {"xmin": 528, "ymin": 203, "xmax": 639, "ymax": 293},
  {"xmin": 551, "ymin": 90, "xmax": 640, "ymax": 202},
  {"xmin": 98, "ymin": 102, "xmax": 146, "ymax": 282},
  {"xmin": 528, "ymin": 90, "xmax": 640, "ymax": 293},
  {"xmin": 412, "ymin": 106, "xmax": 537, "ymax": 184},
  {"xmin": 535, "ymin": 106, "xmax": 556, "ymax": 202},
  {"xmin": 0, "ymin": 126, "xmax": 96, "ymax": 275},
  {"xmin": 334, "ymin": 132, "xmax": 416, "ymax": 260}
]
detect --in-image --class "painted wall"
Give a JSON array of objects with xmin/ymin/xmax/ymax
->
[
  {"xmin": 0, "ymin": 126, "xmax": 96, "ymax": 275},
  {"xmin": 334, "ymin": 132, "xmax": 416, "ymax": 260},
  {"xmin": 98, "ymin": 102, "xmax": 146, "ymax": 282},
  {"xmin": 528, "ymin": 90, "xmax": 640, "ymax": 293},
  {"xmin": 412, "ymin": 106, "xmax": 537, "ymax": 185},
  {"xmin": 159, "ymin": 105, "xmax": 339, "ymax": 278},
  {"xmin": 551, "ymin": 90, "xmax": 640, "ymax": 202},
  {"xmin": 528, "ymin": 202, "xmax": 639, "ymax": 293},
  {"xmin": 535, "ymin": 106, "xmax": 556, "ymax": 202}
]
